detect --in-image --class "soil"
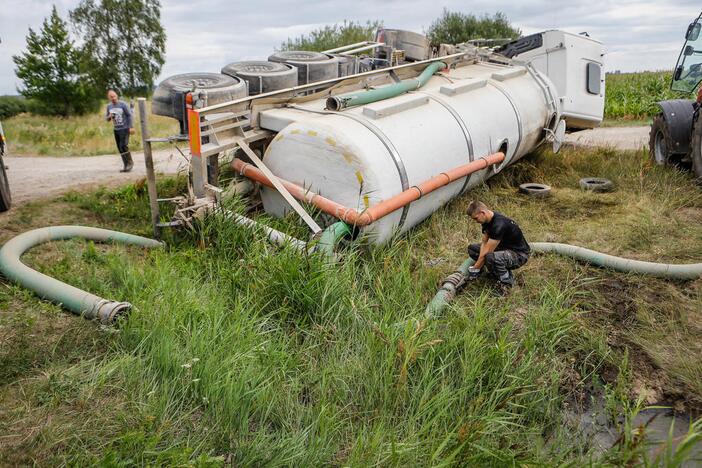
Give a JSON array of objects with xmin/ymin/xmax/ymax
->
[{"xmin": 3, "ymin": 150, "xmax": 186, "ymax": 206}]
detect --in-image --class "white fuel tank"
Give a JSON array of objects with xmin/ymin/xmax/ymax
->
[{"xmin": 258, "ymin": 61, "xmax": 561, "ymax": 244}]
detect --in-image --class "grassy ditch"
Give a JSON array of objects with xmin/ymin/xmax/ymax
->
[
  {"xmin": 2, "ymin": 100, "xmax": 180, "ymax": 157},
  {"xmin": 0, "ymin": 145, "xmax": 701, "ymax": 465}
]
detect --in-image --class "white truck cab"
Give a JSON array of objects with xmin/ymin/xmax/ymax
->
[{"xmin": 499, "ymin": 30, "xmax": 605, "ymax": 129}]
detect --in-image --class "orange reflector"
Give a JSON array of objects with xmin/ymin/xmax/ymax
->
[{"xmin": 188, "ymin": 108, "xmax": 201, "ymax": 156}]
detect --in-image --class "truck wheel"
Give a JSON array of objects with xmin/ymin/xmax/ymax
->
[
  {"xmin": 152, "ymin": 73, "xmax": 247, "ymax": 122},
  {"xmin": 0, "ymin": 154, "xmax": 11, "ymax": 212},
  {"xmin": 649, "ymin": 113, "xmax": 676, "ymax": 166},
  {"xmin": 221, "ymin": 61, "xmax": 298, "ymax": 95},
  {"xmin": 690, "ymin": 114, "xmax": 702, "ymax": 179},
  {"xmin": 268, "ymin": 51, "xmax": 339, "ymax": 85}
]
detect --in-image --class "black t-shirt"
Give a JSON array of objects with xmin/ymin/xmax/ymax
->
[{"xmin": 481, "ymin": 212, "xmax": 530, "ymax": 254}]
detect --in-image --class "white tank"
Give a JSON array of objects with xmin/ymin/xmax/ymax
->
[{"xmin": 258, "ymin": 61, "xmax": 561, "ymax": 244}]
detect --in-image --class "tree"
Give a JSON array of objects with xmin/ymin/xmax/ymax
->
[
  {"xmin": 12, "ymin": 6, "xmax": 98, "ymax": 116},
  {"xmin": 427, "ymin": 10, "xmax": 520, "ymax": 45},
  {"xmin": 280, "ymin": 20, "xmax": 382, "ymax": 52},
  {"xmin": 70, "ymin": 0, "xmax": 166, "ymax": 95}
]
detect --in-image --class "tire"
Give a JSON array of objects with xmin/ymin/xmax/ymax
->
[
  {"xmin": 690, "ymin": 112, "xmax": 702, "ymax": 179},
  {"xmin": 649, "ymin": 113, "xmax": 676, "ymax": 166},
  {"xmin": 518, "ymin": 183, "xmax": 551, "ymax": 198},
  {"xmin": 152, "ymin": 73, "xmax": 247, "ymax": 122},
  {"xmin": 376, "ymin": 29, "xmax": 431, "ymax": 61},
  {"xmin": 579, "ymin": 177, "xmax": 614, "ymax": 192},
  {"xmin": 268, "ymin": 51, "xmax": 339, "ymax": 85},
  {"xmin": 0, "ymin": 153, "xmax": 11, "ymax": 212},
  {"xmin": 221, "ymin": 61, "xmax": 298, "ymax": 95},
  {"xmin": 331, "ymin": 54, "xmax": 355, "ymax": 77}
]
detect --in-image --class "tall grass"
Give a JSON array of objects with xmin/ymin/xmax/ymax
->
[
  {"xmin": 2, "ymin": 100, "xmax": 179, "ymax": 156},
  {"xmin": 604, "ymin": 71, "xmax": 694, "ymax": 120},
  {"xmin": 2, "ymin": 145, "xmax": 702, "ymax": 464}
]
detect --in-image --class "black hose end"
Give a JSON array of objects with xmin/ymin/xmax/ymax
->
[
  {"xmin": 326, "ymin": 97, "xmax": 341, "ymax": 112},
  {"xmin": 97, "ymin": 301, "xmax": 132, "ymax": 325}
]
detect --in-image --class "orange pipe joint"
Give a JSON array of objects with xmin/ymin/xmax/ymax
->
[{"xmin": 232, "ymin": 152, "xmax": 504, "ymax": 227}]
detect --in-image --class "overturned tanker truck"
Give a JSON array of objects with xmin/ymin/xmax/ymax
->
[{"xmin": 144, "ymin": 28, "xmax": 606, "ymax": 246}]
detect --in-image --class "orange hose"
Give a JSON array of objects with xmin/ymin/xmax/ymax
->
[{"xmin": 232, "ymin": 152, "xmax": 504, "ymax": 227}]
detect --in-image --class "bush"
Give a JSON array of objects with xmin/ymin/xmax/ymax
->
[{"xmin": 0, "ymin": 96, "xmax": 34, "ymax": 119}]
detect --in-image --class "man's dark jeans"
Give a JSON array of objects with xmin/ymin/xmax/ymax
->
[
  {"xmin": 468, "ymin": 243, "xmax": 529, "ymax": 285},
  {"xmin": 113, "ymin": 129, "xmax": 132, "ymax": 167}
]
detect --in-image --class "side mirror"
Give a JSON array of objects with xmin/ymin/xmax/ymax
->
[
  {"xmin": 686, "ymin": 22, "xmax": 701, "ymax": 41},
  {"xmin": 675, "ymin": 64, "xmax": 684, "ymax": 80}
]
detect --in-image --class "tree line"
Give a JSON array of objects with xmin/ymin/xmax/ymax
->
[
  {"xmin": 12, "ymin": 7, "xmax": 519, "ymax": 117},
  {"xmin": 12, "ymin": 1, "xmax": 165, "ymax": 117}
]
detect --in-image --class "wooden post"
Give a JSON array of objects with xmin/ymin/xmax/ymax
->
[{"xmin": 137, "ymin": 98, "xmax": 161, "ymax": 239}]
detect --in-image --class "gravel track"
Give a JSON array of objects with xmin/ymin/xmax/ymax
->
[{"xmin": 4, "ymin": 150, "xmax": 186, "ymax": 205}]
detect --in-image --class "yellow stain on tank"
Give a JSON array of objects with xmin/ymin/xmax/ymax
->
[
  {"xmin": 363, "ymin": 195, "xmax": 370, "ymax": 208},
  {"xmin": 274, "ymin": 133, "xmax": 284, "ymax": 141},
  {"xmin": 355, "ymin": 170, "xmax": 364, "ymax": 185},
  {"xmin": 343, "ymin": 152, "xmax": 354, "ymax": 163},
  {"xmin": 290, "ymin": 129, "xmax": 301, "ymax": 135},
  {"xmin": 307, "ymin": 130, "xmax": 318, "ymax": 137},
  {"xmin": 325, "ymin": 137, "xmax": 337, "ymax": 146}
]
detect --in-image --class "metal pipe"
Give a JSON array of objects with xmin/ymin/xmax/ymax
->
[
  {"xmin": 326, "ymin": 61, "xmax": 446, "ymax": 111},
  {"xmin": 340, "ymin": 43, "xmax": 385, "ymax": 55},
  {"xmin": 222, "ymin": 210, "xmax": 308, "ymax": 252},
  {"xmin": 425, "ymin": 242, "xmax": 702, "ymax": 317},
  {"xmin": 233, "ymin": 152, "xmax": 504, "ymax": 227},
  {"xmin": 137, "ymin": 98, "xmax": 161, "ymax": 239},
  {"xmin": 223, "ymin": 211, "xmax": 348, "ymax": 259},
  {"xmin": 323, "ymin": 41, "xmax": 377, "ymax": 54},
  {"xmin": 0, "ymin": 226, "xmax": 163, "ymax": 324}
]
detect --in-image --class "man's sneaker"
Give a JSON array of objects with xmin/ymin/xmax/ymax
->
[{"xmin": 495, "ymin": 281, "xmax": 513, "ymax": 297}]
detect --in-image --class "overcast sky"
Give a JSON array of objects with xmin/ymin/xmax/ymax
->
[{"xmin": 1, "ymin": 0, "xmax": 700, "ymax": 95}]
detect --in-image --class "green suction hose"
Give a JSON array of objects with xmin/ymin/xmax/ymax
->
[
  {"xmin": 326, "ymin": 61, "xmax": 446, "ymax": 111},
  {"xmin": 0, "ymin": 226, "xmax": 162, "ymax": 324}
]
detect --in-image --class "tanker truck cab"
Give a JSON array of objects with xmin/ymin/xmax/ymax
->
[{"xmin": 497, "ymin": 30, "xmax": 605, "ymax": 130}]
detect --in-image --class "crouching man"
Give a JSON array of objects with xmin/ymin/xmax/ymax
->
[{"xmin": 466, "ymin": 200, "xmax": 530, "ymax": 294}]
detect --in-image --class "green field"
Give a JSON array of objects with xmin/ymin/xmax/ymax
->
[
  {"xmin": 1, "ymin": 144, "xmax": 701, "ymax": 465},
  {"xmin": 604, "ymin": 71, "xmax": 694, "ymax": 121},
  {"xmin": 2, "ymin": 100, "xmax": 179, "ymax": 156}
]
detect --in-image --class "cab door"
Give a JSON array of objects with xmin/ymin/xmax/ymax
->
[{"xmin": 672, "ymin": 11, "xmax": 702, "ymax": 92}]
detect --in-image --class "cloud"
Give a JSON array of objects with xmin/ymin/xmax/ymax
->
[{"xmin": 1, "ymin": 0, "xmax": 699, "ymax": 94}]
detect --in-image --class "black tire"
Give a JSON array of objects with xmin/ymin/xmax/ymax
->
[
  {"xmin": 152, "ymin": 73, "xmax": 247, "ymax": 122},
  {"xmin": 649, "ymin": 113, "xmax": 676, "ymax": 166},
  {"xmin": 268, "ymin": 51, "xmax": 338, "ymax": 85},
  {"xmin": 518, "ymin": 183, "xmax": 551, "ymax": 198},
  {"xmin": 331, "ymin": 54, "xmax": 355, "ymax": 77},
  {"xmin": 0, "ymin": 153, "xmax": 11, "ymax": 212},
  {"xmin": 579, "ymin": 177, "xmax": 614, "ymax": 192},
  {"xmin": 690, "ymin": 112, "xmax": 702, "ymax": 179},
  {"xmin": 221, "ymin": 61, "xmax": 298, "ymax": 95}
]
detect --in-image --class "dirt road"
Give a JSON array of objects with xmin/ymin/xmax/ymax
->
[
  {"xmin": 5, "ymin": 150, "xmax": 186, "ymax": 205},
  {"xmin": 564, "ymin": 126, "xmax": 650, "ymax": 151}
]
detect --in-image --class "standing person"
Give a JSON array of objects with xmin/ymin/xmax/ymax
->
[
  {"xmin": 105, "ymin": 89, "xmax": 134, "ymax": 172},
  {"xmin": 466, "ymin": 200, "xmax": 530, "ymax": 294}
]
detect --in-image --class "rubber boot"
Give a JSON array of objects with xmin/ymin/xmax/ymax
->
[
  {"xmin": 124, "ymin": 152, "xmax": 134, "ymax": 172},
  {"xmin": 119, "ymin": 152, "xmax": 129, "ymax": 172}
]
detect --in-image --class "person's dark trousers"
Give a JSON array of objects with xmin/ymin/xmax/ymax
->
[
  {"xmin": 467, "ymin": 243, "xmax": 529, "ymax": 285},
  {"xmin": 114, "ymin": 129, "xmax": 133, "ymax": 172}
]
